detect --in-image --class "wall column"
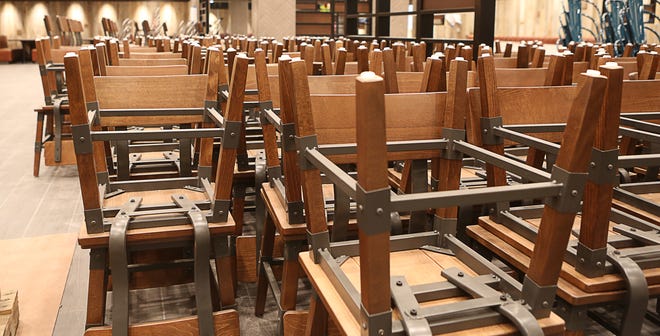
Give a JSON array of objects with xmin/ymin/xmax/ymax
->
[
  {"xmin": 229, "ymin": 0, "xmax": 250, "ymax": 35},
  {"xmin": 251, "ymin": 0, "xmax": 295, "ymax": 40}
]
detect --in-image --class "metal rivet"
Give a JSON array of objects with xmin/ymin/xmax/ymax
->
[
  {"xmin": 607, "ymin": 164, "xmax": 614, "ymax": 170},
  {"xmin": 571, "ymin": 190, "xmax": 578, "ymax": 196},
  {"xmin": 500, "ymin": 294, "xmax": 507, "ymax": 301},
  {"xmin": 410, "ymin": 309, "xmax": 417, "ymax": 316},
  {"xmin": 376, "ymin": 208, "xmax": 383, "ymax": 215},
  {"xmin": 457, "ymin": 272, "xmax": 464, "ymax": 277},
  {"xmin": 358, "ymin": 205, "xmax": 364, "ymax": 212},
  {"xmin": 79, "ymin": 137, "xmax": 86, "ymax": 142},
  {"xmin": 596, "ymin": 261, "xmax": 603, "ymax": 267},
  {"xmin": 579, "ymin": 258, "xmax": 585, "ymax": 263},
  {"xmin": 378, "ymin": 330, "xmax": 384, "ymax": 336},
  {"xmin": 218, "ymin": 210, "xmax": 224, "ymax": 214},
  {"xmin": 396, "ymin": 280, "xmax": 403, "ymax": 286},
  {"xmin": 230, "ymin": 132, "xmax": 236, "ymax": 136},
  {"xmin": 630, "ymin": 227, "xmax": 636, "ymax": 232},
  {"xmin": 362, "ymin": 322, "xmax": 367, "ymax": 329},
  {"xmin": 91, "ymin": 220, "xmax": 96, "ymax": 225},
  {"xmin": 179, "ymin": 196, "xmax": 184, "ymax": 199},
  {"xmin": 613, "ymin": 250, "xmax": 620, "ymax": 255},
  {"xmin": 542, "ymin": 301, "xmax": 550, "ymax": 308},
  {"xmin": 482, "ymin": 129, "xmax": 488, "ymax": 134},
  {"xmin": 491, "ymin": 274, "xmax": 498, "ymax": 279},
  {"xmin": 120, "ymin": 212, "xmax": 126, "ymax": 215},
  {"xmin": 130, "ymin": 199, "xmax": 135, "ymax": 202},
  {"xmin": 489, "ymin": 208, "xmax": 495, "ymax": 214},
  {"xmin": 589, "ymin": 162, "xmax": 596, "ymax": 168}
]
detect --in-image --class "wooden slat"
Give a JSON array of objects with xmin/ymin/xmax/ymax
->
[{"xmin": 94, "ymin": 75, "xmax": 207, "ymax": 109}]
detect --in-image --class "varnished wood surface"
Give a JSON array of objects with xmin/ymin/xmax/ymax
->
[
  {"xmin": 105, "ymin": 65, "xmax": 188, "ymax": 76},
  {"xmin": 476, "ymin": 216, "xmax": 660, "ymax": 293},
  {"xmin": 299, "ymin": 250, "xmax": 565, "ymax": 335},
  {"xmin": 117, "ymin": 58, "xmax": 187, "ymax": 66},
  {"xmin": 44, "ymin": 140, "xmax": 77, "ymax": 166},
  {"xmin": 467, "ymin": 225, "xmax": 660, "ymax": 306},
  {"xmin": 84, "ymin": 310, "xmax": 240, "ymax": 336},
  {"xmin": 94, "ymin": 75, "xmax": 207, "ymax": 109}
]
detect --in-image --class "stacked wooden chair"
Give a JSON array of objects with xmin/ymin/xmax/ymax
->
[
  {"xmin": 289, "ymin": 52, "xmax": 611, "ymax": 335},
  {"xmin": 466, "ymin": 54, "xmax": 660, "ymax": 335},
  {"xmin": 64, "ymin": 46, "xmax": 248, "ymax": 335}
]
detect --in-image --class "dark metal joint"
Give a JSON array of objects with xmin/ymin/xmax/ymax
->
[
  {"xmin": 587, "ymin": 148, "xmax": 619, "ymax": 185},
  {"xmin": 217, "ymin": 84, "xmax": 229, "ymax": 102},
  {"xmin": 84, "ymin": 208, "xmax": 104, "ymax": 234},
  {"xmin": 575, "ymin": 242, "xmax": 607, "ymax": 278},
  {"xmin": 355, "ymin": 185, "xmax": 391, "ymax": 236},
  {"xmin": 521, "ymin": 275, "xmax": 557, "ymax": 318},
  {"xmin": 360, "ymin": 305, "xmax": 392, "ymax": 336},
  {"xmin": 307, "ymin": 230, "xmax": 330, "ymax": 263},
  {"xmin": 441, "ymin": 127, "xmax": 466, "ymax": 160},
  {"xmin": 211, "ymin": 199, "xmax": 231, "ymax": 222},
  {"xmin": 480, "ymin": 116, "xmax": 503, "ymax": 145},
  {"xmin": 221, "ymin": 120, "xmax": 242, "ymax": 149},
  {"xmin": 545, "ymin": 165, "xmax": 587, "ymax": 213},
  {"xmin": 287, "ymin": 201, "xmax": 305, "ymax": 224},
  {"xmin": 433, "ymin": 215, "xmax": 457, "ymax": 247},
  {"xmin": 267, "ymin": 165, "xmax": 282, "ymax": 181},
  {"xmin": 71, "ymin": 124, "xmax": 94, "ymax": 154},
  {"xmin": 282, "ymin": 123, "xmax": 297, "ymax": 152}
]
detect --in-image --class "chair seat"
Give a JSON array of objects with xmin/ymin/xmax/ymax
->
[
  {"xmin": 473, "ymin": 214, "xmax": 660, "ymax": 293},
  {"xmin": 299, "ymin": 249, "xmax": 566, "ymax": 335},
  {"xmin": 261, "ymin": 182, "xmax": 357, "ymax": 238},
  {"xmin": 467, "ymin": 225, "xmax": 660, "ymax": 306},
  {"xmin": 79, "ymin": 188, "xmax": 236, "ymax": 249}
]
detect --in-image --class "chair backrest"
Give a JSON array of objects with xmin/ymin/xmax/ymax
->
[
  {"xmin": 105, "ymin": 65, "xmax": 188, "ymax": 76},
  {"xmin": 64, "ymin": 47, "xmax": 249, "ymax": 232}
]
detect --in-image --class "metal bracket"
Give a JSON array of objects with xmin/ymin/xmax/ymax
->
[
  {"xmin": 267, "ymin": 165, "xmax": 282, "ymax": 182},
  {"xmin": 545, "ymin": 165, "xmax": 588, "ymax": 214},
  {"xmin": 296, "ymin": 135, "xmax": 318, "ymax": 171},
  {"xmin": 287, "ymin": 200, "xmax": 305, "ymax": 224},
  {"xmin": 521, "ymin": 275, "xmax": 557, "ymax": 318},
  {"xmin": 390, "ymin": 276, "xmax": 432, "ymax": 335},
  {"xmin": 433, "ymin": 215, "xmax": 457, "ymax": 248},
  {"xmin": 480, "ymin": 116, "xmax": 503, "ymax": 146},
  {"xmin": 88, "ymin": 248, "xmax": 107, "ymax": 270},
  {"xmin": 441, "ymin": 128, "xmax": 466, "ymax": 160},
  {"xmin": 221, "ymin": 120, "xmax": 242, "ymax": 149},
  {"xmin": 307, "ymin": 230, "xmax": 330, "ymax": 263},
  {"xmin": 211, "ymin": 199, "xmax": 231, "ymax": 222},
  {"xmin": 355, "ymin": 185, "xmax": 391, "ymax": 236},
  {"xmin": 575, "ymin": 242, "xmax": 607, "ymax": 278},
  {"xmin": 218, "ymin": 84, "xmax": 229, "ymax": 103},
  {"xmin": 588, "ymin": 148, "xmax": 619, "ymax": 185},
  {"xmin": 554, "ymin": 299, "xmax": 590, "ymax": 331},
  {"xmin": 608, "ymin": 249, "xmax": 649, "ymax": 336},
  {"xmin": 197, "ymin": 166, "xmax": 213, "ymax": 180},
  {"xmin": 104, "ymin": 189, "xmax": 125, "ymax": 199},
  {"xmin": 203, "ymin": 100, "xmax": 218, "ymax": 123},
  {"xmin": 86, "ymin": 101, "xmax": 100, "ymax": 125},
  {"xmin": 360, "ymin": 305, "xmax": 392, "ymax": 336},
  {"xmin": 282, "ymin": 123, "xmax": 297, "ymax": 152},
  {"xmin": 39, "ymin": 64, "xmax": 47, "ymax": 76},
  {"xmin": 71, "ymin": 124, "xmax": 94, "ymax": 155},
  {"xmin": 259, "ymin": 100, "xmax": 273, "ymax": 113},
  {"xmin": 84, "ymin": 208, "xmax": 104, "ymax": 234}
]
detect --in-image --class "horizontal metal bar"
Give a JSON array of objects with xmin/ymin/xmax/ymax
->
[
  {"xmin": 493, "ymin": 127, "xmax": 560, "ymax": 155},
  {"xmin": 620, "ymin": 116, "xmax": 660, "ymax": 134},
  {"xmin": 318, "ymin": 249, "xmax": 361, "ymax": 322},
  {"xmin": 318, "ymin": 139, "xmax": 447, "ymax": 156},
  {"xmin": 109, "ymin": 177, "xmax": 199, "ymax": 192},
  {"xmin": 620, "ymin": 112, "xmax": 660, "ymax": 120},
  {"xmin": 92, "ymin": 128, "xmax": 223, "ymax": 141},
  {"xmin": 205, "ymin": 107, "xmax": 224, "ymax": 126},
  {"xmin": 391, "ymin": 182, "xmax": 562, "ymax": 212},
  {"xmin": 262, "ymin": 108, "xmax": 282, "ymax": 131},
  {"xmin": 502, "ymin": 123, "xmax": 567, "ymax": 133},
  {"xmin": 329, "ymin": 231, "xmax": 438, "ymax": 257},
  {"xmin": 100, "ymin": 107, "xmax": 203, "ymax": 116},
  {"xmin": 618, "ymin": 154, "xmax": 660, "ymax": 168},
  {"xmin": 128, "ymin": 143, "xmax": 179, "ymax": 153},
  {"xmin": 411, "ymin": 275, "xmax": 499, "ymax": 303},
  {"xmin": 619, "ymin": 181, "xmax": 660, "ymax": 194},
  {"xmin": 613, "ymin": 188, "xmax": 660, "ymax": 217},
  {"xmin": 454, "ymin": 141, "xmax": 551, "ymax": 182},
  {"xmin": 620, "ymin": 127, "xmax": 660, "ymax": 144},
  {"xmin": 305, "ymin": 148, "xmax": 357, "ymax": 199}
]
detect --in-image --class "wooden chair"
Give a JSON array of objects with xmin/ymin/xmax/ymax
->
[
  {"xmin": 33, "ymin": 37, "xmax": 77, "ymax": 176},
  {"xmin": 66, "ymin": 47, "xmax": 247, "ymax": 335},
  {"xmin": 466, "ymin": 59, "xmax": 660, "ymax": 335},
  {"xmin": 297, "ymin": 54, "xmax": 608, "ymax": 335}
]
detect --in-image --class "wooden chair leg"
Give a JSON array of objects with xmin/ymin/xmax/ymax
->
[
  {"xmin": 214, "ymin": 237, "xmax": 236, "ymax": 307},
  {"xmin": 280, "ymin": 240, "xmax": 303, "ymax": 311},
  {"xmin": 85, "ymin": 249, "xmax": 108, "ymax": 328},
  {"xmin": 304, "ymin": 292, "xmax": 328, "ymax": 336},
  {"xmin": 45, "ymin": 112, "xmax": 54, "ymax": 137},
  {"xmin": 255, "ymin": 210, "xmax": 276, "ymax": 316},
  {"xmin": 231, "ymin": 185, "xmax": 246, "ymax": 235},
  {"xmin": 525, "ymin": 148, "xmax": 546, "ymax": 170},
  {"xmin": 34, "ymin": 111, "xmax": 45, "ymax": 177}
]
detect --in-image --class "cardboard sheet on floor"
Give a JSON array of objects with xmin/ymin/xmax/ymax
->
[{"xmin": 0, "ymin": 233, "xmax": 77, "ymax": 336}]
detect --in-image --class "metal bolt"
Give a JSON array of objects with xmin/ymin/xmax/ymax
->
[
  {"xmin": 218, "ymin": 210, "xmax": 224, "ymax": 215},
  {"xmin": 489, "ymin": 208, "xmax": 495, "ymax": 214},
  {"xmin": 358, "ymin": 205, "xmax": 364, "ymax": 212},
  {"xmin": 457, "ymin": 271, "xmax": 464, "ymax": 277},
  {"xmin": 130, "ymin": 199, "xmax": 135, "ymax": 202},
  {"xmin": 192, "ymin": 207, "xmax": 196, "ymax": 210},
  {"xmin": 492, "ymin": 274, "xmax": 498, "ymax": 279},
  {"xmin": 561, "ymin": 306, "xmax": 567, "ymax": 312},
  {"xmin": 607, "ymin": 164, "xmax": 614, "ymax": 170},
  {"xmin": 483, "ymin": 129, "xmax": 488, "ymax": 134},
  {"xmin": 589, "ymin": 162, "xmax": 596, "ymax": 168},
  {"xmin": 396, "ymin": 280, "xmax": 403, "ymax": 286},
  {"xmin": 230, "ymin": 132, "xmax": 236, "ymax": 136},
  {"xmin": 378, "ymin": 330, "xmax": 385, "ymax": 336},
  {"xmin": 91, "ymin": 220, "xmax": 96, "ymax": 225},
  {"xmin": 79, "ymin": 137, "xmax": 86, "ymax": 142},
  {"xmin": 410, "ymin": 309, "xmax": 417, "ymax": 316},
  {"xmin": 500, "ymin": 294, "xmax": 507, "ymax": 301},
  {"xmin": 362, "ymin": 322, "xmax": 367, "ymax": 329},
  {"xmin": 613, "ymin": 250, "xmax": 620, "ymax": 255},
  {"xmin": 579, "ymin": 258, "xmax": 585, "ymax": 263},
  {"xmin": 571, "ymin": 190, "xmax": 578, "ymax": 196},
  {"xmin": 542, "ymin": 301, "xmax": 550, "ymax": 308},
  {"xmin": 289, "ymin": 135, "xmax": 294, "ymax": 139},
  {"xmin": 630, "ymin": 227, "xmax": 636, "ymax": 232},
  {"xmin": 596, "ymin": 261, "xmax": 603, "ymax": 267},
  {"xmin": 179, "ymin": 196, "xmax": 184, "ymax": 199},
  {"xmin": 120, "ymin": 212, "xmax": 126, "ymax": 215},
  {"xmin": 376, "ymin": 208, "xmax": 383, "ymax": 215}
]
